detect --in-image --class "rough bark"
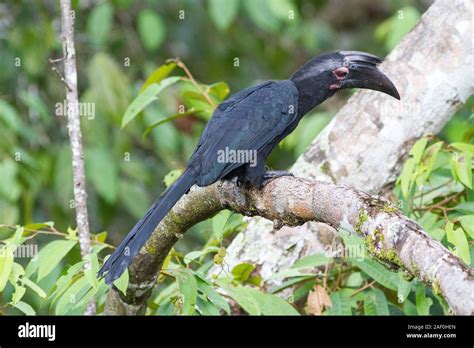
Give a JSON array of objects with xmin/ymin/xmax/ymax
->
[
  {"xmin": 57, "ymin": 0, "xmax": 94, "ymax": 315},
  {"xmin": 104, "ymin": 177, "xmax": 474, "ymax": 315},
  {"xmin": 220, "ymin": 0, "xmax": 473, "ymax": 292}
]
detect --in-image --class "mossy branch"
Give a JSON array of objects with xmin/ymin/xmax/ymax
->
[{"xmin": 104, "ymin": 177, "xmax": 474, "ymax": 315}]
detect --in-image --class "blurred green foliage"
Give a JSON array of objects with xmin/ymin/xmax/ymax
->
[
  {"xmin": 0, "ymin": 0, "xmax": 472, "ymax": 315},
  {"xmin": 0, "ymin": 0, "xmax": 435, "ymax": 238}
]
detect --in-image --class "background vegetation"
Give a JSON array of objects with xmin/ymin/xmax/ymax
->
[{"xmin": 0, "ymin": 0, "xmax": 472, "ymax": 315}]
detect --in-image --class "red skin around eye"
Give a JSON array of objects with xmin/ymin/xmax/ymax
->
[
  {"xmin": 333, "ymin": 67, "xmax": 349, "ymax": 80},
  {"xmin": 330, "ymin": 67, "xmax": 349, "ymax": 90}
]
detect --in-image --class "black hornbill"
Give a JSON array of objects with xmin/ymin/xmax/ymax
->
[{"xmin": 99, "ymin": 51, "xmax": 400, "ymax": 284}]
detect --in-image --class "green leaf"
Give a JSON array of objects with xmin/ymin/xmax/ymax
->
[
  {"xmin": 209, "ymin": 0, "xmax": 239, "ymax": 30},
  {"xmin": 269, "ymin": 252, "xmax": 330, "ymax": 280},
  {"xmin": 140, "ymin": 62, "xmax": 177, "ymax": 92},
  {"xmin": 36, "ymin": 240, "xmax": 77, "ymax": 281},
  {"xmin": 113, "ymin": 268, "xmax": 129, "ymax": 296},
  {"xmin": 231, "ymin": 262, "xmax": 255, "ymax": 283},
  {"xmin": 454, "ymin": 202, "xmax": 474, "ymax": 214},
  {"xmin": 9, "ymin": 262, "xmax": 25, "ymax": 283},
  {"xmin": 429, "ymin": 228, "xmax": 446, "ymax": 241},
  {"xmin": 403, "ymin": 299, "xmax": 418, "ymax": 315},
  {"xmin": 184, "ymin": 246, "xmax": 219, "ymax": 265},
  {"xmin": 163, "ymin": 169, "xmax": 183, "ymax": 188},
  {"xmin": 291, "ymin": 253, "xmax": 329, "ymax": 268},
  {"xmin": 48, "ymin": 262, "xmax": 84, "ymax": 304},
  {"xmin": 445, "ymin": 221, "xmax": 455, "ymax": 243},
  {"xmin": 72, "ymin": 285, "xmax": 99, "ymax": 311},
  {"xmin": 24, "ymin": 222, "xmax": 54, "ymax": 231},
  {"xmin": 208, "ymin": 81, "xmax": 230, "ymax": 101},
  {"xmin": 87, "ymin": 2, "xmax": 113, "ymax": 47},
  {"xmin": 364, "ymin": 288, "xmax": 389, "ymax": 315},
  {"xmin": 225, "ymin": 285, "xmax": 261, "ymax": 315},
  {"xmin": 398, "ymin": 138, "xmax": 431, "ymax": 198},
  {"xmin": 246, "ymin": 287, "xmax": 299, "ymax": 315},
  {"xmin": 212, "ymin": 210, "xmax": 232, "ymax": 240},
  {"xmin": 20, "ymin": 277, "xmax": 47, "ymax": 298},
  {"xmin": 452, "ymin": 151, "xmax": 472, "ymax": 189},
  {"xmin": 175, "ymin": 269, "xmax": 198, "ymax": 315},
  {"xmin": 85, "ymin": 147, "xmax": 118, "ymax": 203},
  {"xmin": 66, "ymin": 227, "xmax": 78, "ymax": 241},
  {"xmin": 397, "ymin": 272, "xmax": 412, "ymax": 303},
  {"xmin": 410, "ymin": 137, "xmax": 429, "ymax": 164},
  {"xmin": 121, "ymin": 77, "xmax": 180, "ymax": 128},
  {"xmin": 415, "ymin": 283, "xmax": 433, "ymax": 315},
  {"xmin": 14, "ymin": 301, "xmax": 36, "ymax": 316},
  {"xmin": 451, "ymin": 228, "xmax": 471, "ymax": 264},
  {"xmin": 84, "ymin": 253, "xmax": 100, "ymax": 289},
  {"xmin": 55, "ymin": 276, "xmax": 91, "ymax": 315},
  {"xmin": 399, "ymin": 158, "xmax": 416, "ymax": 198},
  {"xmin": 417, "ymin": 142, "xmax": 443, "ymax": 186},
  {"xmin": 0, "ymin": 245, "xmax": 14, "ymax": 291},
  {"xmin": 459, "ymin": 215, "xmax": 474, "ymax": 239},
  {"xmin": 269, "ymin": 276, "xmax": 313, "ymax": 294},
  {"xmin": 137, "ymin": 10, "xmax": 165, "ymax": 51},
  {"xmin": 326, "ymin": 292, "xmax": 352, "ymax": 315},
  {"xmin": 418, "ymin": 212, "xmax": 438, "ymax": 232},
  {"xmin": 12, "ymin": 285, "xmax": 26, "ymax": 305},
  {"xmin": 451, "ymin": 142, "xmax": 474, "ymax": 155},
  {"xmin": 225, "ymin": 284, "xmax": 298, "ymax": 315},
  {"xmin": 143, "ymin": 109, "xmax": 197, "ymax": 138},
  {"xmin": 6, "ymin": 226, "xmax": 25, "ymax": 246},
  {"xmin": 352, "ymin": 258, "xmax": 399, "ymax": 291},
  {"xmin": 345, "ymin": 272, "xmax": 363, "ymax": 288},
  {"xmin": 196, "ymin": 295, "xmax": 220, "ymax": 315},
  {"xmin": 196, "ymin": 277, "xmax": 230, "ymax": 314}
]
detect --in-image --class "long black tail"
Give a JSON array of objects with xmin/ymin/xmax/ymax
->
[{"xmin": 98, "ymin": 168, "xmax": 196, "ymax": 284}]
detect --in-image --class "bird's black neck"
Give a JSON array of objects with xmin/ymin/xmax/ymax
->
[{"xmin": 290, "ymin": 69, "xmax": 335, "ymax": 117}]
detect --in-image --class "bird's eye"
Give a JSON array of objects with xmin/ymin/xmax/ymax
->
[{"xmin": 334, "ymin": 67, "xmax": 349, "ymax": 79}]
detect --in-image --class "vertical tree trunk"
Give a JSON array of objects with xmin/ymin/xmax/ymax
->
[{"xmin": 58, "ymin": 0, "xmax": 95, "ymax": 315}]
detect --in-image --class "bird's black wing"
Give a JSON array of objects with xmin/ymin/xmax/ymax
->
[{"xmin": 188, "ymin": 80, "xmax": 299, "ymax": 185}]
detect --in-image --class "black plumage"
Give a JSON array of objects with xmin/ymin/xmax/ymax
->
[{"xmin": 98, "ymin": 51, "xmax": 399, "ymax": 284}]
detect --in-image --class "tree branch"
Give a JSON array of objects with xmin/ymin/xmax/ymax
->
[
  {"xmin": 104, "ymin": 177, "xmax": 474, "ymax": 315},
  {"xmin": 57, "ymin": 0, "xmax": 94, "ymax": 315}
]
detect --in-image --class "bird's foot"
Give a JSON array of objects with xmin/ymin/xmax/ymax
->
[
  {"xmin": 263, "ymin": 170, "xmax": 294, "ymax": 186},
  {"xmin": 235, "ymin": 175, "xmax": 246, "ymax": 187}
]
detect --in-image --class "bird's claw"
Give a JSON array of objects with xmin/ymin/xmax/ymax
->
[{"xmin": 262, "ymin": 170, "xmax": 294, "ymax": 186}]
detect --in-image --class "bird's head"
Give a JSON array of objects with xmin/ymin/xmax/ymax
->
[{"xmin": 290, "ymin": 51, "xmax": 400, "ymax": 113}]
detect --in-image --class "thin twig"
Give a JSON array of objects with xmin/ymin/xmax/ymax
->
[
  {"xmin": 49, "ymin": 40, "xmax": 72, "ymax": 91},
  {"xmin": 349, "ymin": 281, "xmax": 376, "ymax": 297},
  {"xmin": 412, "ymin": 179, "xmax": 454, "ymax": 199},
  {"xmin": 167, "ymin": 57, "xmax": 217, "ymax": 108},
  {"xmin": 413, "ymin": 190, "xmax": 463, "ymax": 212}
]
